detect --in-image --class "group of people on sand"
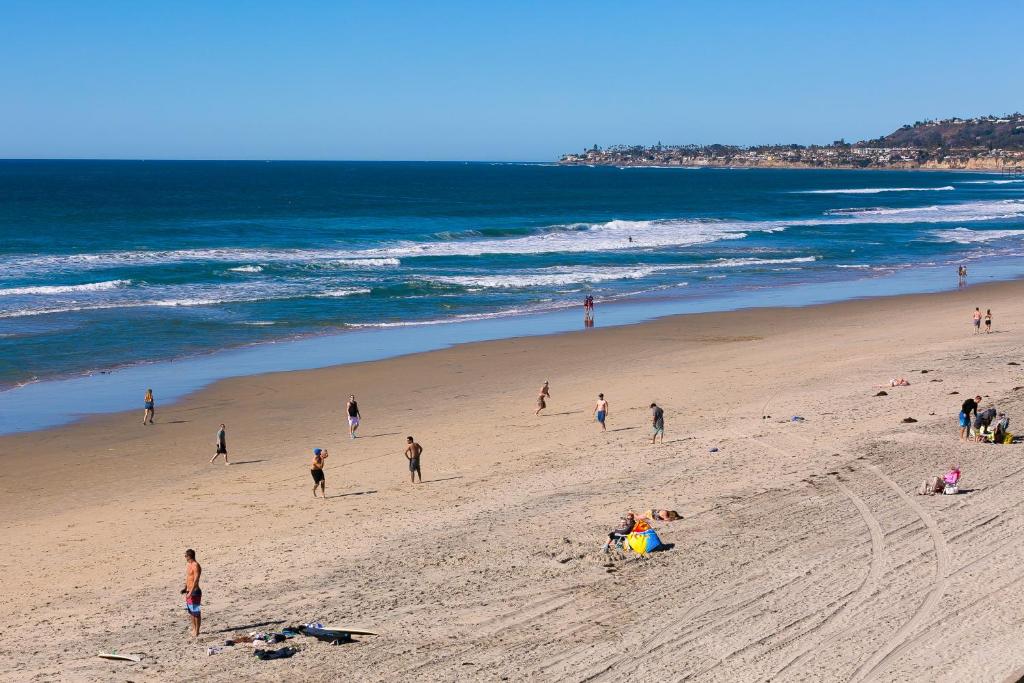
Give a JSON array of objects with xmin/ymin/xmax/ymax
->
[
  {"xmin": 602, "ymin": 509, "xmax": 681, "ymax": 551},
  {"xmin": 536, "ymin": 382, "xmax": 665, "ymax": 444},
  {"xmin": 972, "ymin": 306, "xmax": 993, "ymax": 334},
  {"xmin": 158, "ymin": 376, "xmax": 671, "ymax": 638},
  {"xmin": 958, "ymin": 394, "xmax": 1011, "ymax": 444}
]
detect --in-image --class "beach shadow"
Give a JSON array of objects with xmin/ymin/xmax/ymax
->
[
  {"xmin": 229, "ymin": 459, "xmax": 266, "ymax": 466},
  {"xmin": 166, "ymin": 420, "xmax": 189, "ymax": 424},
  {"xmin": 421, "ymin": 476, "xmax": 463, "ymax": 484},
  {"xmin": 609, "ymin": 427, "xmax": 637, "ymax": 432},
  {"xmin": 328, "ymin": 489, "xmax": 378, "ymax": 499},
  {"xmin": 548, "ymin": 410, "xmax": 583, "ymax": 416},
  {"xmin": 212, "ymin": 619, "xmax": 284, "ymax": 634},
  {"xmin": 359, "ymin": 432, "xmax": 401, "ymax": 439},
  {"xmin": 650, "ymin": 543, "xmax": 676, "ymax": 552}
]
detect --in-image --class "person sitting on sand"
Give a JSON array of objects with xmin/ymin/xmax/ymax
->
[
  {"xmin": 644, "ymin": 509, "xmax": 681, "ymax": 521},
  {"xmin": 918, "ymin": 466, "xmax": 960, "ymax": 496},
  {"xmin": 974, "ymin": 406, "xmax": 998, "ymax": 442},
  {"xmin": 603, "ymin": 512, "xmax": 635, "ymax": 551},
  {"xmin": 993, "ymin": 413, "xmax": 1010, "ymax": 444}
]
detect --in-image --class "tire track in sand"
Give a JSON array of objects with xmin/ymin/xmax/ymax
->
[
  {"xmin": 851, "ymin": 463, "xmax": 950, "ymax": 683},
  {"xmin": 772, "ymin": 476, "xmax": 888, "ymax": 678}
]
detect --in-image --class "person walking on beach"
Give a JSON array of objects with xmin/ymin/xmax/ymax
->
[
  {"xmin": 650, "ymin": 402, "xmax": 665, "ymax": 444},
  {"xmin": 973, "ymin": 307, "xmax": 982, "ymax": 334},
  {"xmin": 209, "ymin": 423, "xmax": 229, "ymax": 464},
  {"xmin": 535, "ymin": 380, "xmax": 551, "ymax": 416},
  {"xmin": 405, "ymin": 436, "xmax": 423, "ymax": 483},
  {"xmin": 594, "ymin": 393, "xmax": 609, "ymax": 431},
  {"xmin": 143, "ymin": 388, "xmax": 155, "ymax": 425},
  {"xmin": 311, "ymin": 447, "xmax": 328, "ymax": 497},
  {"xmin": 960, "ymin": 395, "xmax": 981, "ymax": 441},
  {"xmin": 346, "ymin": 395, "xmax": 361, "ymax": 439},
  {"xmin": 181, "ymin": 549, "xmax": 202, "ymax": 638},
  {"xmin": 985, "ymin": 309, "xmax": 992, "ymax": 333}
]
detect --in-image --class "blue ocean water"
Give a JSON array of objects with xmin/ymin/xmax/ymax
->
[{"xmin": 2, "ymin": 161, "xmax": 1024, "ymax": 393}]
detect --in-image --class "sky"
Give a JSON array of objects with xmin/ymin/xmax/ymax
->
[{"xmin": 2, "ymin": 1, "xmax": 1023, "ymax": 161}]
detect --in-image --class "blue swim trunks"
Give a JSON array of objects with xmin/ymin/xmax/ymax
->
[
  {"xmin": 596, "ymin": 411, "xmax": 606, "ymax": 423},
  {"xmin": 959, "ymin": 411, "xmax": 968, "ymax": 428}
]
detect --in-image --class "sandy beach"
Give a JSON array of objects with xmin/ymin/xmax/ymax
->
[{"xmin": 3, "ymin": 280, "xmax": 1024, "ymax": 682}]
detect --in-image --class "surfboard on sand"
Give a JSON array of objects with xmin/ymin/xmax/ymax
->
[
  {"xmin": 319, "ymin": 625, "xmax": 378, "ymax": 636},
  {"xmin": 97, "ymin": 653, "xmax": 142, "ymax": 663}
]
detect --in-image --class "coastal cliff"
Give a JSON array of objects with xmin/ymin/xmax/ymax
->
[{"xmin": 561, "ymin": 114, "xmax": 1024, "ymax": 170}]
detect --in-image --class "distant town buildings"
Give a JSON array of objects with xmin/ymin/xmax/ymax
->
[{"xmin": 561, "ymin": 115, "xmax": 1024, "ymax": 171}]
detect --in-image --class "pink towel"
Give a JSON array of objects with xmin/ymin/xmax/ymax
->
[{"xmin": 944, "ymin": 470, "xmax": 961, "ymax": 485}]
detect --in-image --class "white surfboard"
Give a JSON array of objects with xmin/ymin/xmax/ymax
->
[
  {"xmin": 318, "ymin": 625, "xmax": 378, "ymax": 636},
  {"xmin": 98, "ymin": 653, "xmax": 142, "ymax": 663}
]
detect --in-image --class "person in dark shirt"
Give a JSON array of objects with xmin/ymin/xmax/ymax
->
[
  {"xmin": 650, "ymin": 402, "xmax": 665, "ymax": 444},
  {"xmin": 603, "ymin": 512, "xmax": 636, "ymax": 551},
  {"xmin": 960, "ymin": 395, "xmax": 981, "ymax": 441}
]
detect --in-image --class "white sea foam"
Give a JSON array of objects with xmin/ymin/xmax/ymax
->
[
  {"xmin": 315, "ymin": 287, "xmax": 373, "ymax": 298},
  {"xmin": 959, "ymin": 179, "xmax": 1024, "ymax": 184},
  {"xmin": 0, "ymin": 279, "xmax": 131, "ymax": 296},
  {"xmin": 927, "ymin": 228, "xmax": 1024, "ymax": 244},
  {"xmin": 327, "ymin": 258, "xmax": 401, "ymax": 268},
  {"xmin": 6, "ymin": 199, "xmax": 1024, "ymax": 277},
  {"xmin": 427, "ymin": 257, "xmax": 818, "ymax": 290},
  {"xmin": 823, "ymin": 199, "xmax": 1024, "ymax": 224},
  {"xmin": 797, "ymin": 186, "xmax": 955, "ymax": 194},
  {"xmin": 228, "ymin": 265, "xmax": 264, "ymax": 273},
  {"xmin": 0, "ymin": 281, "xmax": 371, "ymax": 319}
]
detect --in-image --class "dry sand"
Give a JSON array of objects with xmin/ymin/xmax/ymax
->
[{"xmin": 3, "ymin": 281, "xmax": 1024, "ymax": 682}]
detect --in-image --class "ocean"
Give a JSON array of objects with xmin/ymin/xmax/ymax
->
[{"xmin": 2, "ymin": 160, "xmax": 1024, "ymax": 428}]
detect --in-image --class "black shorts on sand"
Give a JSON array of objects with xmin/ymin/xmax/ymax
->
[
  {"xmin": 311, "ymin": 468, "xmax": 325, "ymax": 484},
  {"xmin": 409, "ymin": 457, "xmax": 420, "ymax": 473}
]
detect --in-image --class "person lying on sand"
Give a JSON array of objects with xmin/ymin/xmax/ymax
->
[
  {"xmin": 875, "ymin": 378, "xmax": 910, "ymax": 388},
  {"xmin": 644, "ymin": 509, "xmax": 682, "ymax": 521}
]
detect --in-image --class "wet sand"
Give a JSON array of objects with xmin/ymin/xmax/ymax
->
[{"xmin": 3, "ymin": 280, "xmax": 1024, "ymax": 681}]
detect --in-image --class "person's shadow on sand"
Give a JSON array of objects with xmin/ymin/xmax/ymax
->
[{"xmin": 327, "ymin": 489, "xmax": 378, "ymax": 499}]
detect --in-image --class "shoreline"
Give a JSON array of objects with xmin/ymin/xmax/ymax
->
[
  {"xmin": 4, "ymin": 257, "xmax": 1024, "ymax": 435},
  {"xmin": 4, "ymin": 274, "xmax": 1024, "ymax": 680}
]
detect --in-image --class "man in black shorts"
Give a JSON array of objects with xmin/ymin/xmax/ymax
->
[
  {"xmin": 404, "ymin": 436, "xmax": 422, "ymax": 483},
  {"xmin": 210, "ymin": 423, "xmax": 229, "ymax": 464},
  {"xmin": 311, "ymin": 448, "xmax": 328, "ymax": 497}
]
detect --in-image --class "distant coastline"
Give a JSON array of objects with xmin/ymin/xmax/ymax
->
[{"xmin": 561, "ymin": 113, "xmax": 1024, "ymax": 171}]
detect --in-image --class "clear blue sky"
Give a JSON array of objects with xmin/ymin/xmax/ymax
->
[{"xmin": 2, "ymin": 1, "xmax": 1022, "ymax": 160}]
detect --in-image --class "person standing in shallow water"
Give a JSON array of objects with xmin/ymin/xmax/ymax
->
[{"xmin": 143, "ymin": 388, "xmax": 155, "ymax": 425}]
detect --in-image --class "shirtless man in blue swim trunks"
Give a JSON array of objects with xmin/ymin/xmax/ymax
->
[
  {"xmin": 594, "ymin": 393, "xmax": 609, "ymax": 431},
  {"xmin": 182, "ymin": 549, "xmax": 202, "ymax": 638}
]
